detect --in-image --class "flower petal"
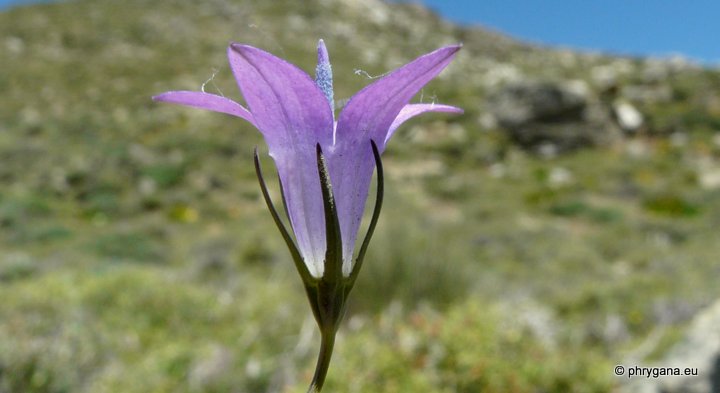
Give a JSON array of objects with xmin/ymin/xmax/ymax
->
[
  {"xmin": 152, "ymin": 91, "xmax": 256, "ymax": 125},
  {"xmin": 331, "ymin": 45, "xmax": 462, "ymax": 275},
  {"xmin": 386, "ymin": 103, "xmax": 464, "ymax": 144},
  {"xmin": 228, "ymin": 43, "xmax": 334, "ymax": 278},
  {"xmin": 335, "ymin": 45, "xmax": 461, "ymax": 151}
]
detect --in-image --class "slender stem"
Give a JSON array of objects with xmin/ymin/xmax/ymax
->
[{"xmin": 307, "ymin": 329, "xmax": 336, "ymax": 393}]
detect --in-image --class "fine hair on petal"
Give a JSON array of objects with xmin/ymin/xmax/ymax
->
[
  {"xmin": 419, "ymin": 89, "xmax": 438, "ymax": 105},
  {"xmin": 200, "ymin": 67, "xmax": 224, "ymax": 97},
  {"xmin": 352, "ymin": 68, "xmax": 390, "ymax": 80},
  {"xmin": 247, "ymin": 23, "xmax": 287, "ymax": 57}
]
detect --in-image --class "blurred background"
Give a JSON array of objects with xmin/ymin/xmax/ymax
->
[{"xmin": 1, "ymin": 0, "xmax": 719, "ymax": 392}]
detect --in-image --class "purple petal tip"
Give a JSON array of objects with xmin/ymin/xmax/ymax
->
[
  {"xmin": 444, "ymin": 44, "xmax": 462, "ymax": 54},
  {"xmin": 152, "ymin": 92, "xmax": 172, "ymax": 102},
  {"xmin": 229, "ymin": 42, "xmax": 246, "ymax": 53},
  {"xmin": 229, "ymin": 43, "xmax": 257, "ymax": 58},
  {"xmin": 433, "ymin": 44, "xmax": 462, "ymax": 58}
]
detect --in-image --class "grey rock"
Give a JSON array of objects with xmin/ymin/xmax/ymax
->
[
  {"xmin": 613, "ymin": 101, "xmax": 644, "ymax": 132},
  {"xmin": 489, "ymin": 81, "xmax": 587, "ymax": 127},
  {"xmin": 621, "ymin": 299, "xmax": 720, "ymax": 393},
  {"xmin": 486, "ymin": 81, "xmax": 621, "ymax": 152}
]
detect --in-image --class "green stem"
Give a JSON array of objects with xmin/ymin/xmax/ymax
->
[{"xmin": 307, "ymin": 329, "xmax": 336, "ymax": 393}]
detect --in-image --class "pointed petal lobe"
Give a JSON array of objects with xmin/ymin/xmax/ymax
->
[
  {"xmin": 386, "ymin": 103, "xmax": 463, "ymax": 143},
  {"xmin": 152, "ymin": 91, "xmax": 255, "ymax": 125},
  {"xmin": 331, "ymin": 45, "xmax": 462, "ymax": 274},
  {"xmin": 228, "ymin": 43, "xmax": 334, "ymax": 277},
  {"xmin": 335, "ymin": 45, "xmax": 461, "ymax": 150}
]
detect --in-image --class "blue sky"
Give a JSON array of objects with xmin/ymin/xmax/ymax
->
[
  {"xmin": 419, "ymin": 0, "xmax": 720, "ymax": 64},
  {"xmin": 2, "ymin": 0, "xmax": 718, "ymax": 64},
  {"xmin": 0, "ymin": 0, "xmax": 47, "ymax": 9}
]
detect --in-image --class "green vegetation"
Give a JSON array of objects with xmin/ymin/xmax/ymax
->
[{"xmin": 1, "ymin": 0, "xmax": 720, "ymax": 391}]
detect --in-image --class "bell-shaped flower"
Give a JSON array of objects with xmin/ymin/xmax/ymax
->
[
  {"xmin": 154, "ymin": 40, "xmax": 460, "ymax": 277},
  {"xmin": 153, "ymin": 40, "xmax": 461, "ymax": 392}
]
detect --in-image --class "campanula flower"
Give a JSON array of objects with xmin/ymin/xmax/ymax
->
[{"xmin": 153, "ymin": 40, "xmax": 461, "ymax": 392}]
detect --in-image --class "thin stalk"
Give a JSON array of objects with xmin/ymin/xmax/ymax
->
[{"xmin": 307, "ymin": 329, "xmax": 337, "ymax": 393}]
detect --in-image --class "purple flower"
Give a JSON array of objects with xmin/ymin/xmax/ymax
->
[
  {"xmin": 154, "ymin": 40, "xmax": 461, "ymax": 391},
  {"xmin": 154, "ymin": 40, "xmax": 461, "ymax": 277}
]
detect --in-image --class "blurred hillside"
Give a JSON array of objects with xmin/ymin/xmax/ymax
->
[{"xmin": 1, "ymin": 0, "xmax": 720, "ymax": 392}]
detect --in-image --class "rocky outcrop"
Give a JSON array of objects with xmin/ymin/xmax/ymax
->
[
  {"xmin": 621, "ymin": 299, "xmax": 720, "ymax": 393},
  {"xmin": 485, "ymin": 80, "xmax": 622, "ymax": 154},
  {"xmin": 613, "ymin": 101, "xmax": 644, "ymax": 132}
]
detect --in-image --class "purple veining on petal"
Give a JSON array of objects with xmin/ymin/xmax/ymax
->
[
  {"xmin": 336, "ymin": 45, "xmax": 461, "ymax": 151},
  {"xmin": 386, "ymin": 103, "xmax": 464, "ymax": 144},
  {"xmin": 153, "ymin": 42, "xmax": 462, "ymax": 279},
  {"xmin": 152, "ymin": 91, "xmax": 256, "ymax": 126},
  {"xmin": 228, "ymin": 43, "xmax": 334, "ymax": 278},
  {"xmin": 330, "ymin": 45, "xmax": 462, "ymax": 275}
]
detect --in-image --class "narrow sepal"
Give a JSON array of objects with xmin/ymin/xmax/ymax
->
[
  {"xmin": 348, "ymin": 139, "xmax": 384, "ymax": 287},
  {"xmin": 278, "ymin": 177, "xmax": 293, "ymax": 228},
  {"xmin": 253, "ymin": 148, "xmax": 315, "ymax": 285},
  {"xmin": 316, "ymin": 144, "xmax": 343, "ymax": 281}
]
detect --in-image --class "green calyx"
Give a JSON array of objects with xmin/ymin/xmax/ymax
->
[{"xmin": 254, "ymin": 140, "xmax": 384, "ymax": 393}]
